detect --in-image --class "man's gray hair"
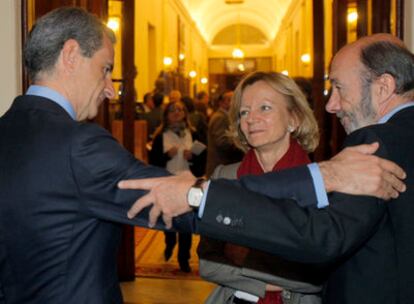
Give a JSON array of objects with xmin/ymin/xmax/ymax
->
[
  {"xmin": 360, "ymin": 41, "xmax": 414, "ymax": 96},
  {"xmin": 24, "ymin": 7, "xmax": 115, "ymax": 81}
]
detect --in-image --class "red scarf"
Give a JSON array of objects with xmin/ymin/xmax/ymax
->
[
  {"xmin": 229, "ymin": 139, "xmax": 310, "ymax": 304},
  {"xmin": 237, "ymin": 139, "xmax": 310, "ymax": 177}
]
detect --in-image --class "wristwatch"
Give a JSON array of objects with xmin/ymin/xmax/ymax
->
[{"xmin": 187, "ymin": 178, "xmax": 206, "ymax": 209}]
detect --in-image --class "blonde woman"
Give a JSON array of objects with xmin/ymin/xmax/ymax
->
[{"xmin": 198, "ymin": 71, "xmax": 324, "ymax": 304}]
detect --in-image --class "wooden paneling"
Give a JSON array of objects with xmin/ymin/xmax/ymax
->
[
  {"xmin": 357, "ymin": 0, "xmax": 369, "ymax": 37},
  {"xmin": 111, "ymin": 120, "xmax": 148, "ymax": 163},
  {"xmin": 329, "ymin": 0, "xmax": 348, "ymax": 155},
  {"xmin": 312, "ymin": 0, "xmax": 327, "ymax": 161},
  {"xmin": 395, "ymin": 0, "xmax": 404, "ymax": 39},
  {"xmin": 372, "ymin": 0, "xmax": 391, "ymax": 33}
]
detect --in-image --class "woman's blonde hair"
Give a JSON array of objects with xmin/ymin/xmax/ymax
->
[{"xmin": 229, "ymin": 71, "xmax": 319, "ymax": 152}]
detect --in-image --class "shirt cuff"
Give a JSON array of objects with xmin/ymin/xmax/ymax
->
[
  {"xmin": 307, "ymin": 163, "xmax": 329, "ymax": 208},
  {"xmin": 198, "ymin": 180, "xmax": 211, "ymax": 218}
]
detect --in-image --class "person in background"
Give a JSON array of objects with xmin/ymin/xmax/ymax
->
[
  {"xmin": 169, "ymin": 89, "xmax": 182, "ymax": 103},
  {"xmin": 142, "ymin": 92, "xmax": 154, "ymax": 113},
  {"xmin": 181, "ymin": 95, "xmax": 208, "ymax": 146},
  {"xmin": 148, "ymin": 100, "xmax": 205, "ymax": 272},
  {"xmin": 195, "ymin": 90, "xmax": 212, "ymax": 119},
  {"xmin": 199, "ymin": 71, "xmax": 324, "ymax": 304},
  {"xmin": 206, "ymin": 90, "xmax": 244, "ymax": 177},
  {"xmin": 144, "ymin": 92, "xmax": 164, "ymax": 140},
  {"xmin": 135, "ymin": 92, "xmax": 154, "ymax": 119}
]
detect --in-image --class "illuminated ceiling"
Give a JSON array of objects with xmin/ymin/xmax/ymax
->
[{"xmin": 180, "ymin": 0, "xmax": 293, "ymax": 45}]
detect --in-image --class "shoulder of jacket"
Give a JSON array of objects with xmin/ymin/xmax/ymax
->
[{"xmin": 211, "ymin": 162, "xmax": 240, "ymax": 179}]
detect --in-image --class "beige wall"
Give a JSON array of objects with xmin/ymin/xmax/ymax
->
[
  {"xmin": 405, "ymin": 0, "xmax": 414, "ymax": 51},
  {"xmin": 134, "ymin": 0, "xmax": 209, "ymax": 100},
  {"xmin": 271, "ymin": 0, "xmax": 313, "ymax": 77},
  {"xmin": 0, "ymin": 0, "xmax": 22, "ymax": 116}
]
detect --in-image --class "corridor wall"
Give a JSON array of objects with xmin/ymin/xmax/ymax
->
[{"xmin": 0, "ymin": 0, "xmax": 22, "ymax": 116}]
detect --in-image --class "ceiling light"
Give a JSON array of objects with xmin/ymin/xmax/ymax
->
[
  {"xmin": 163, "ymin": 57, "xmax": 173, "ymax": 66},
  {"xmin": 301, "ymin": 53, "xmax": 311, "ymax": 64},
  {"xmin": 347, "ymin": 11, "xmax": 358, "ymax": 23},
  {"xmin": 189, "ymin": 70, "xmax": 197, "ymax": 78},
  {"xmin": 107, "ymin": 17, "xmax": 120, "ymax": 32},
  {"xmin": 232, "ymin": 48, "xmax": 244, "ymax": 59}
]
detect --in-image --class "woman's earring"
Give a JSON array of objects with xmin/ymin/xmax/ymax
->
[{"xmin": 287, "ymin": 125, "xmax": 295, "ymax": 133}]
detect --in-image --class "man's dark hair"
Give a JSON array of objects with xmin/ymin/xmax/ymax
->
[
  {"xmin": 360, "ymin": 41, "xmax": 414, "ymax": 95},
  {"xmin": 152, "ymin": 93, "xmax": 164, "ymax": 108},
  {"xmin": 24, "ymin": 7, "xmax": 115, "ymax": 81},
  {"xmin": 196, "ymin": 91, "xmax": 207, "ymax": 100},
  {"xmin": 143, "ymin": 92, "xmax": 152, "ymax": 104},
  {"xmin": 181, "ymin": 96, "xmax": 195, "ymax": 113}
]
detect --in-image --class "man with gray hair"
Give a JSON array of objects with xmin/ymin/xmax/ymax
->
[{"xmin": 0, "ymin": 7, "xmax": 193, "ymax": 303}]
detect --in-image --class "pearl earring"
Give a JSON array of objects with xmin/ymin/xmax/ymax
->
[{"xmin": 287, "ymin": 125, "xmax": 295, "ymax": 133}]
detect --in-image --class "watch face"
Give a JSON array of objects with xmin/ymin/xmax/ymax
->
[{"xmin": 188, "ymin": 187, "xmax": 203, "ymax": 207}]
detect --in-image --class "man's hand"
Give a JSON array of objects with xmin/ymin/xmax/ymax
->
[
  {"xmin": 118, "ymin": 171, "xmax": 196, "ymax": 228},
  {"xmin": 319, "ymin": 142, "xmax": 406, "ymax": 199}
]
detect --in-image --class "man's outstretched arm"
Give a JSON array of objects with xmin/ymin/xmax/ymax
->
[{"xmin": 118, "ymin": 142, "xmax": 406, "ymax": 228}]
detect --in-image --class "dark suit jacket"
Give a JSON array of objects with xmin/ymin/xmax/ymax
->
[
  {"xmin": 143, "ymin": 106, "xmax": 163, "ymax": 139},
  {"xmin": 206, "ymin": 109, "xmax": 243, "ymax": 177},
  {"xmin": 197, "ymin": 107, "xmax": 414, "ymax": 304},
  {"xmin": 0, "ymin": 95, "xmax": 192, "ymax": 304}
]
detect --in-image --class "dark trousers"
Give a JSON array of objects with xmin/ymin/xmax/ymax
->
[{"xmin": 164, "ymin": 231, "xmax": 192, "ymax": 263}]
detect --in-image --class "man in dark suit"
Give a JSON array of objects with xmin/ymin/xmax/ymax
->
[
  {"xmin": 0, "ymin": 7, "xmax": 193, "ymax": 304},
  {"xmin": 143, "ymin": 92, "xmax": 164, "ymax": 140},
  {"xmin": 120, "ymin": 34, "xmax": 413, "ymax": 303},
  {"xmin": 206, "ymin": 90, "xmax": 244, "ymax": 177}
]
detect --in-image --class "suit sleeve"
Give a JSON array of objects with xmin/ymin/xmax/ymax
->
[
  {"xmin": 70, "ymin": 123, "xmax": 194, "ymax": 232},
  {"xmin": 198, "ymin": 128, "xmax": 388, "ymax": 264},
  {"xmin": 238, "ymin": 165, "xmax": 319, "ymax": 207}
]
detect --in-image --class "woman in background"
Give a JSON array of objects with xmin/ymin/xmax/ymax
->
[
  {"xmin": 149, "ymin": 100, "xmax": 205, "ymax": 272},
  {"xmin": 198, "ymin": 71, "xmax": 325, "ymax": 304}
]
